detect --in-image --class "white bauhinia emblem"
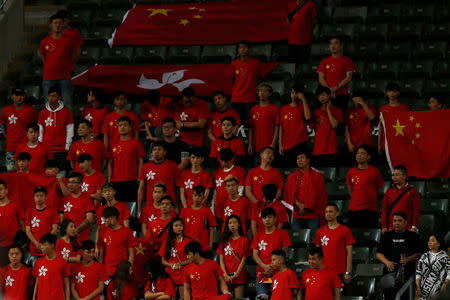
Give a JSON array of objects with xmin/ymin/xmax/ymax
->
[
  {"xmin": 101, "ymin": 217, "xmax": 105, "ymax": 224},
  {"xmin": 8, "ymin": 114, "xmax": 18, "ymax": 124},
  {"xmin": 44, "ymin": 116, "xmax": 54, "ymax": 127},
  {"xmin": 171, "ymin": 247, "xmax": 178, "ymax": 258},
  {"xmin": 321, "ymin": 235, "xmax": 330, "ymax": 246},
  {"xmin": 61, "ymin": 248, "xmax": 70, "ymax": 259},
  {"xmin": 38, "ymin": 266, "xmax": 47, "ymax": 277},
  {"xmin": 273, "ymin": 279, "xmax": 279, "ymax": 290},
  {"xmin": 31, "ymin": 217, "xmax": 40, "ymax": 227},
  {"xmin": 224, "ymin": 244, "xmax": 233, "ymax": 256},
  {"xmin": 137, "ymin": 70, "xmax": 206, "ymax": 92},
  {"xmin": 184, "ymin": 179, "xmax": 194, "ymax": 189},
  {"xmin": 258, "ymin": 240, "xmax": 268, "ymax": 251},
  {"xmin": 5, "ymin": 275, "xmax": 14, "ymax": 287},
  {"xmin": 180, "ymin": 112, "xmax": 188, "ymax": 121},
  {"xmin": 146, "ymin": 170, "xmax": 156, "ymax": 180},
  {"xmin": 85, "ymin": 113, "xmax": 93, "ymax": 121},
  {"xmin": 64, "ymin": 202, "xmax": 73, "ymax": 212},
  {"xmin": 215, "ymin": 178, "xmax": 224, "ymax": 188},
  {"xmin": 224, "ymin": 206, "xmax": 233, "ymax": 217},
  {"xmin": 76, "ymin": 272, "xmax": 85, "ymax": 283},
  {"xmin": 81, "ymin": 182, "xmax": 89, "ymax": 192},
  {"xmin": 148, "ymin": 214, "xmax": 157, "ymax": 223}
]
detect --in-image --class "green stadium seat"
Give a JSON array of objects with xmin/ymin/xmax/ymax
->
[
  {"xmin": 85, "ymin": 26, "xmax": 114, "ymax": 46},
  {"xmin": 421, "ymin": 198, "xmax": 448, "ymax": 216},
  {"xmin": 352, "ymin": 60, "xmax": 364, "ymax": 80},
  {"xmin": 70, "ymin": 10, "xmax": 92, "ymax": 29},
  {"xmin": 424, "ymin": 80, "xmax": 450, "ymax": 96},
  {"xmin": 346, "ymin": 42, "xmax": 378, "ymax": 60},
  {"xmin": 336, "ymin": 167, "xmax": 351, "ymax": 183},
  {"xmin": 167, "ymin": 46, "xmax": 201, "ymax": 64},
  {"xmin": 250, "ymin": 44, "xmax": 272, "ymax": 62},
  {"xmin": 406, "ymin": 100, "xmax": 428, "ymax": 112},
  {"xmin": 355, "ymin": 263, "xmax": 384, "ymax": 277},
  {"xmin": 342, "ymin": 278, "xmax": 376, "ymax": 299},
  {"xmin": 365, "ymin": 60, "xmax": 400, "ymax": 80},
  {"xmin": 436, "ymin": 7, "xmax": 450, "ymax": 23},
  {"xmin": 93, "ymin": 9, "xmax": 127, "ymax": 27},
  {"xmin": 200, "ymin": 45, "xmax": 235, "ymax": 64},
  {"xmin": 416, "ymin": 41, "xmax": 447, "ymax": 59},
  {"xmin": 365, "ymin": 79, "xmax": 390, "ymax": 98},
  {"xmin": 433, "ymin": 61, "xmax": 450, "ymax": 79},
  {"xmin": 78, "ymin": 46, "xmax": 101, "ymax": 65},
  {"xmin": 22, "ymin": 67, "xmax": 42, "ymax": 84},
  {"xmin": 341, "ymin": 297, "xmax": 364, "ymax": 300},
  {"xmin": 319, "ymin": 23, "xmax": 357, "ymax": 42},
  {"xmin": 310, "ymin": 42, "xmax": 330, "ymax": 61},
  {"xmin": 74, "ymin": 64, "xmax": 90, "ymax": 76},
  {"xmin": 290, "ymin": 247, "xmax": 308, "ymax": 263},
  {"xmin": 98, "ymin": 47, "xmax": 134, "ymax": 64},
  {"xmin": 271, "ymin": 43, "xmax": 289, "ymax": 62},
  {"xmin": 126, "ymin": 202, "xmax": 136, "ymax": 217},
  {"xmin": 303, "ymin": 79, "xmax": 320, "ymax": 95},
  {"xmin": 133, "ymin": 46, "xmax": 167, "ymax": 64},
  {"xmin": 293, "ymin": 264, "xmax": 310, "ymax": 278},
  {"xmin": 426, "ymin": 181, "xmax": 450, "ymax": 198},
  {"xmin": 389, "ymin": 23, "xmax": 424, "ymax": 42},
  {"xmin": 289, "ymin": 229, "xmax": 310, "ymax": 247},
  {"xmin": 422, "ymin": 23, "xmax": 450, "ymax": 41},
  {"xmin": 316, "ymin": 167, "xmax": 336, "ymax": 182},
  {"xmin": 326, "ymin": 182, "xmax": 349, "ymax": 200},
  {"xmin": 356, "ymin": 24, "xmax": 388, "ymax": 41},
  {"xmin": 332, "ymin": 200, "xmax": 345, "ymax": 214},
  {"xmin": 352, "ymin": 247, "xmax": 370, "ymax": 265},
  {"xmin": 351, "ymin": 228, "xmax": 381, "ymax": 247},
  {"xmin": 266, "ymin": 80, "xmax": 286, "ymax": 103},
  {"xmin": 101, "ymin": 0, "xmax": 134, "ymax": 9},
  {"xmin": 399, "ymin": 79, "xmax": 424, "ymax": 97},
  {"xmin": 24, "ymin": 85, "xmax": 42, "ymax": 103},
  {"xmin": 245, "ymin": 265, "xmax": 257, "ymax": 280},
  {"xmin": 401, "ymin": 5, "xmax": 435, "ymax": 23},
  {"xmin": 367, "ymin": 5, "xmax": 400, "ymax": 24},
  {"xmin": 316, "ymin": 5, "xmax": 333, "ymax": 24},
  {"xmin": 333, "ymin": 6, "xmax": 368, "ymax": 23},
  {"xmin": 399, "ymin": 60, "xmax": 434, "ymax": 79},
  {"xmin": 265, "ymin": 63, "xmax": 295, "ymax": 81},
  {"xmin": 295, "ymin": 62, "xmax": 320, "ymax": 80},
  {"xmin": 418, "ymin": 214, "xmax": 443, "ymax": 237},
  {"xmin": 68, "ymin": 0, "xmax": 101, "ymax": 9}
]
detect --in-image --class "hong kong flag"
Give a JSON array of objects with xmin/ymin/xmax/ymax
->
[{"xmin": 381, "ymin": 110, "xmax": 450, "ymax": 179}]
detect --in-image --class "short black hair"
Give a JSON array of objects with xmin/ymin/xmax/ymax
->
[
  {"xmin": 330, "ymin": 36, "xmax": 342, "ymax": 44},
  {"xmin": 67, "ymin": 171, "xmax": 83, "ymax": 182},
  {"xmin": 146, "ymin": 89, "xmax": 161, "ymax": 106},
  {"xmin": 17, "ymin": 152, "xmax": 31, "ymax": 161},
  {"xmin": 392, "ymin": 211, "xmax": 407, "ymax": 221},
  {"xmin": 292, "ymin": 82, "xmax": 305, "ymax": 94},
  {"xmin": 386, "ymin": 81, "xmax": 401, "ymax": 92},
  {"xmin": 429, "ymin": 94, "xmax": 444, "ymax": 105},
  {"xmin": 262, "ymin": 184, "xmax": 277, "ymax": 202},
  {"xmin": 151, "ymin": 141, "xmax": 167, "ymax": 151},
  {"xmin": 326, "ymin": 202, "xmax": 339, "ymax": 212},
  {"xmin": 80, "ymin": 240, "xmax": 96, "ymax": 250},
  {"xmin": 219, "ymin": 148, "xmax": 235, "ymax": 162},
  {"xmin": 102, "ymin": 206, "xmax": 120, "ymax": 219},
  {"xmin": 193, "ymin": 185, "xmax": 206, "ymax": 195},
  {"xmin": 352, "ymin": 90, "xmax": 368, "ymax": 100},
  {"xmin": 316, "ymin": 85, "xmax": 331, "ymax": 96},
  {"xmin": 56, "ymin": 9, "xmax": 69, "ymax": 19},
  {"xmin": 181, "ymin": 87, "xmax": 195, "ymax": 98},
  {"xmin": 26, "ymin": 123, "xmax": 39, "ymax": 132},
  {"xmin": 261, "ymin": 207, "xmax": 276, "ymax": 218},
  {"xmin": 309, "ymin": 246, "xmax": 324, "ymax": 258},
  {"xmin": 394, "ymin": 165, "xmax": 407, "ymax": 176},
  {"xmin": 237, "ymin": 40, "xmax": 251, "ymax": 48},
  {"xmin": 0, "ymin": 180, "xmax": 7, "ymax": 189},
  {"xmin": 430, "ymin": 234, "xmax": 446, "ymax": 251},
  {"xmin": 190, "ymin": 147, "xmax": 207, "ymax": 158},
  {"xmin": 40, "ymin": 233, "xmax": 57, "ymax": 245},
  {"xmin": 88, "ymin": 88, "xmax": 104, "ymax": 103},
  {"xmin": 296, "ymin": 150, "xmax": 312, "ymax": 159},
  {"xmin": 117, "ymin": 115, "xmax": 132, "ymax": 125},
  {"xmin": 114, "ymin": 91, "xmax": 127, "ymax": 99},
  {"xmin": 162, "ymin": 118, "xmax": 176, "ymax": 127},
  {"xmin": 271, "ymin": 249, "xmax": 286, "ymax": 261},
  {"xmin": 184, "ymin": 241, "xmax": 203, "ymax": 255},
  {"xmin": 260, "ymin": 146, "xmax": 274, "ymax": 155},
  {"xmin": 356, "ymin": 144, "xmax": 371, "ymax": 157},
  {"xmin": 78, "ymin": 119, "xmax": 93, "ymax": 129},
  {"xmin": 212, "ymin": 90, "xmax": 226, "ymax": 98},
  {"xmin": 45, "ymin": 159, "xmax": 59, "ymax": 169},
  {"xmin": 8, "ymin": 243, "xmax": 24, "ymax": 260},
  {"xmin": 77, "ymin": 153, "xmax": 93, "ymax": 163},
  {"xmin": 48, "ymin": 86, "xmax": 61, "ymax": 96},
  {"xmin": 102, "ymin": 182, "xmax": 115, "ymax": 191},
  {"xmin": 221, "ymin": 116, "xmax": 237, "ymax": 126},
  {"xmin": 49, "ymin": 14, "xmax": 63, "ymax": 23},
  {"xmin": 34, "ymin": 186, "xmax": 47, "ymax": 195},
  {"xmin": 159, "ymin": 196, "xmax": 174, "ymax": 207}
]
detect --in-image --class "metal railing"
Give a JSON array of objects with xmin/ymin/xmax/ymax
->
[
  {"xmin": 395, "ymin": 275, "xmax": 415, "ymax": 300},
  {"xmin": 0, "ymin": 1, "xmax": 7, "ymax": 12}
]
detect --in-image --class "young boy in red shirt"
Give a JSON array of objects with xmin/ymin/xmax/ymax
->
[
  {"xmin": 222, "ymin": 175, "xmax": 250, "ymax": 235},
  {"xmin": 178, "ymin": 147, "xmax": 213, "ymax": 208},
  {"xmin": 77, "ymin": 153, "xmax": 105, "ymax": 207},
  {"xmin": 311, "ymin": 85, "xmax": 343, "ymax": 166},
  {"xmin": 270, "ymin": 249, "xmax": 298, "ymax": 300},
  {"xmin": 180, "ymin": 185, "xmax": 216, "ymax": 252},
  {"xmin": 0, "ymin": 180, "xmax": 24, "ymax": 250},
  {"xmin": 81, "ymin": 88, "xmax": 109, "ymax": 138},
  {"xmin": 107, "ymin": 116, "xmax": 145, "ymax": 203},
  {"xmin": 210, "ymin": 117, "xmax": 245, "ymax": 167},
  {"xmin": 141, "ymin": 89, "xmax": 174, "ymax": 142},
  {"xmin": 71, "ymin": 240, "xmax": 107, "ymax": 300},
  {"xmin": 1, "ymin": 244, "xmax": 33, "ymax": 300},
  {"xmin": 32, "ymin": 233, "xmax": 71, "ymax": 300},
  {"xmin": 248, "ymin": 83, "xmax": 280, "ymax": 156},
  {"xmin": 59, "ymin": 172, "xmax": 94, "ymax": 241},
  {"xmin": 15, "ymin": 152, "xmax": 32, "ymax": 173},
  {"xmin": 0, "ymin": 87, "xmax": 37, "ymax": 171},
  {"xmin": 207, "ymin": 91, "xmax": 241, "ymax": 142},
  {"xmin": 98, "ymin": 206, "xmax": 135, "ymax": 278},
  {"xmin": 145, "ymin": 196, "xmax": 176, "ymax": 253}
]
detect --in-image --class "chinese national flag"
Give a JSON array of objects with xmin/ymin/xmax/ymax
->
[
  {"xmin": 381, "ymin": 110, "xmax": 450, "ymax": 179},
  {"xmin": 109, "ymin": 1, "xmax": 288, "ymax": 46}
]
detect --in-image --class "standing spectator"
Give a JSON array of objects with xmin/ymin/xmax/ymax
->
[
  {"xmin": 207, "ymin": 91, "xmax": 240, "ymax": 142},
  {"xmin": 15, "ymin": 152, "xmax": 31, "ymax": 173},
  {"xmin": 38, "ymin": 86, "xmax": 74, "ymax": 172},
  {"xmin": 287, "ymin": 0, "xmax": 317, "ymax": 65},
  {"xmin": 284, "ymin": 151, "xmax": 327, "ymax": 230},
  {"xmin": 317, "ymin": 37, "xmax": 355, "ymax": 114},
  {"xmin": 222, "ymin": 175, "xmax": 250, "ymax": 235},
  {"xmin": 67, "ymin": 120, "xmax": 107, "ymax": 173},
  {"xmin": 102, "ymin": 91, "xmax": 141, "ymax": 150},
  {"xmin": 55, "ymin": 219, "xmax": 81, "ymax": 263},
  {"xmin": 248, "ymin": 83, "xmax": 280, "ymax": 157},
  {"xmin": 231, "ymin": 40, "xmax": 262, "ymax": 123},
  {"xmin": 55, "ymin": 9, "xmax": 82, "ymax": 71},
  {"xmin": 77, "ymin": 153, "xmax": 105, "ymax": 207},
  {"xmin": 160, "ymin": 118, "xmax": 190, "ymax": 171},
  {"xmin": 428, "ymin": 94, "xmax": 444, "ymax": 110},
  {"xmin": 209, "ymin": 117, "xmax": 245, "ymax": 167},
  {"xmin": 40, "ymin": 14, "xmax": 76, "ymax": 109},
  {"xmin": 81, "ymin": 88, "xmax": 109, "ymax": 138},
  {"xmin": 346, "ymin": 145, "xmax": 384, "ymax": 228},
  {"xmin": 313, "ymin": 204, "xmax": 355, "ymax": 284},
  {"xmin": 141, "ymin": 89, "xmax": 174, "ymax": 143},
  {"xmin": 311, "ymin": 86, "xmax": 343, "ymax": 166},
  {"xmin": 381, "ymin": 165, "xmax": 420, "ymax": 233},
  {"xmin": 144, "ymin": 196, "xmax": 175, "ymax": 251},
  {"xmin": 0, "ymin": 244, "xmax": 33, "ymax": 300},
  {"xmin": 376, "ymin": 212, "xmax": 423, "ymax": 300},
  {"xmin": 0, "ymin": 87, "xmax": 37, "ymax": 171},
  {"xmin": 279, "ymin": 83, "xmax": 311, "ymax": 167},
  {"xmin": 14, "ymin": 123, "xmax": 53, "ymax": 174},
  {"xmin": 270, "ymin": 249, "xmax": 298, "ymax": 300},
  {"xmin": 107, "ymin": 116, "xmax": 145, "ymax": 203},
  {"xmin": 298, "ymin": 247, "xmax": 342, "ymax": 300},
  {"xmin": 345, "ymin": 91, "xmax": 376, "ymax": 152},
  {"xmin": 174, "ymin": 87, "xmax": 209, "ymax": 147},
  {"xmin": 107, "ymin": 260, "xmax": 139, "ymax": 300}
]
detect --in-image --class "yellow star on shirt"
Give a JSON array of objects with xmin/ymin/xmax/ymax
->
[
  {"xmin": 147, "ymin": 8, "xmax": 172, "ymax": 17},
  {"xmin": 186, "ymin": 217, "xmax": 190, "ymax": 223},
  {"xmin": 188, "ymin": 6, "xmax": 197, "ymax": 10},
  {"xmin": 152, "ymin": 227, "xmax": 157, "ymax": 232},
  {"xmin": 235, "ymin": 70, "xmax": 240, "ymax": 75},
  {"xmin": 306, "ymin": 278, "xmax": 310, "ymax": 283},
  {"xmin": 45, "ymin": 45, "xmax": 49, "ymax": 50},
  {"xmin": 349, "ymin": 114, "xmax": 354, "ymax": 119},
  {"xmin": 135, "ymin": 243, "xmax": 146, "ymax": 255},
  {"xmin": 253, "ymin": 176, "xmax": 258, "ymax": 181},
  {"xmin": 180, "ymin": 19, "xmax": 189, "ymax": 26},
  {"xmin": 217, "ymin": 147, "xmax": 221, "ymax": 152},
  {"xmin": 76, "ymin": 150, "xmax": 80, "ymax": 155},
  {"xmin": 190, "ymin": 274, "xmax": 195, "ymax": 279},
  {"xmin": 112, "ymin": 147, "xmax": 117, "ymax": 152},
  {"xmin": 409, "ymin": 115, "xmax": 414, "ymax": 121},
  {"xmin": 198, "ymin": 8, "xmax": 206, "ymax": 12},
  {"xmin": 416, "ymin": 123, "xmax": 421, "ymax": 128},
  {"xmin": 193, "ymin": 15, "xmax": 202, "ymax": 19},
  {"xmin": 392, "ymin": 119, "xmax": 406, "ymax": 136},
  {"xmin": 109, "ymin": 121, "xmax": 114, "ymax": 126},
  {"xmin": 415, "ymin": 132, "xmax": 421, "ymax": 139},
  {"xmin": 284, "ymin": 115, "xmax": 288, "ymax": 119}
]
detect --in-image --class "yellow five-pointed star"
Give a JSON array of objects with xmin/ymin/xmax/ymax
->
[
  {"xmin": 416, "ymin": 123, "xmax": 421, "ymax": 128},
  {"xmin": 45, "ymin": 45, "xmax": 49, "ymax": 50},
  {"xmin": 109, "ymin": 121, "xmax": 114, "ymax": 126},
  {"xmin": 415, "ymin": 132, "xmax": 421, "ymax": 139},
  {"xmin": 147, "ymin": 9, "xmax": 172, "ymax": 17},
  {"xmin": 193, "ymin": 15, "xmax": 202, "ymax": 19},
  {"xmin": 189, "ymin": 6, "xmax": 197, "ymax": 10},
  {"xmin": 392, "ymin": 119, "xmax": 406, "ymax": 136},
  {"xmin": 135, "ymin": 243, "xmax": 146, "ymax": 255},
  {"xmin": 409, "ymin": 115, "xmax": 414, "ymax": 121},
  {"xmin": 76, "ymin": 150, "xmax": 80, "ymax": 155},
  {"xmin": 112, "ymin": 147, "xmax": 117, "ymax": 152},
  {"xmin": 306, "ymin": 278, "xmax": 310, "ymax": 283},
  {"xmin": 198, "ymin": 8, "xmax": 206, "ymax": 12},
  {"xmin": 180, "ymin": 19, "xmax": 189, "ymax": 26},
  {"xmin": 284, "ymin": 115, "xmax": 288, "ymax": 119},
  {"xmin": 217, "ymin": 147, "xmax": 221, "ymax": 152},
  {"xmin": 190, "ymin": 274, "xmax": 195, "ymax": 279}
]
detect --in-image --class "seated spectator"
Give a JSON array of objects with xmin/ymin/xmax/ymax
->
[
  {"xmin": 81, "ymin": 88, "xmax": 109, "ymax": 138},
  {"xmin": 207, "ymin": 90, "xmax": 240, "ymax": 142},
  {"xmin": 248, "ymin": 83, "xmax": 280, "ymax": 157},
  {"xmin": 141, "ymin": 89, "xmax": 174, "ymax": 143},
  {"xmin": 0, "ymin": 180, "xmax": 24, "ymax": 251},
  {"xmin": 209, "ymin": 117, "xmax": 245, "ymax": 167},
  {"xmin": 0, "ymin": 87, "xmax": 37, "ymax": 171},
  {"xmin": 144, "ymin": 258, "xmax": 177, "ymax": 300},
  {"xmin": 1, "ymin": 244, "xmax": 33, "ymax": 299},
  {"xmin": 144, "ymin": 196, "xmax": 175, "ymax": 251},
  {"xmin": 174, "ymin": 87, "xmax": 209, "ymax": 147},
  {"xmin": 279, "ymin": 83, "xmax": 311, "ymax": 167},
  {"xmin": 160, "ymin": 118, "xmax": 190, "ymax": 171},
  {"xmin": 55, "ymin": 218, "xmax": 81, "ymax": 263},
  {"xmin": 15, "ymin": 152, "xmax": 31, "ymax": 173},
  {"xmin": 428, "ymin": 94, "xmax": 445, "ymax": 110},
  {"xmin": 107, "ymin": 260, "xmax": 139, "ymax": 300},
  {"xmin": 77, "ymin": 153, "xmax": 105, "ymax": 207},
  {"xmin": 270, "ymin": 249, "xmax": 298, "ymax": 300}
]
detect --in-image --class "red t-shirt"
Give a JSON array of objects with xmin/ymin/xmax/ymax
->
[
  {"xmin": 71, "ymin": 261, "xmax": 107, "ymax": 300},
  {"xmin": 245, "ymin": 167, "xmax": 284, "ymax": 209},
  {"xmin": 252, "ymin": 201, "xmax": 289, "ymax": 232},
  {"xmin": 38, "ymin": 106, "xmax": 74, "ymax": 153},
  {"xmin": 14, "ymin": 142, "xmax": 53, "ymax": 174},
  {"xmin": 381, "ymin": 185, "xmax": 421, "ymax": 229},
  {"xmin": 231, "ymin": 58, "xmax": 261, "ymax": 103},
  {"xmin": 55, "ymin": 238, "xmax": 80, "ymax": 260},
  {"xmin": 25, "ymin": 206, "xmax": 60, "ymax": 255},
  {"xmin": 96, "ymin": 201, "xmax": 130, "ymax": 229},
  {"xmin": 144, "ymin": 277, "xmax": 177, "ymax": 298},
  {"xmin": 177, "ymin": 168, "xmax": 213, "ymax": 207},
  {"xmin": 180, "ymin": 207, "xmax": 216, "ymax": 251},
  {"xmin": 174, "ymin": 99, "xmax": 209, "ymax": 147},
  {"xmin": 107, "ymin": 280, "xmax": 139, "ymax": 300},
  {"xmin": 101, "ymin": 110, "xmax": 141, "ymax": 147},
  {"xmin": 271, "ymin": 268, "xmax": 298, "ymax": 300},
  {"xmin": 299, "ymin": 268, "xmax": 342, "ymax": 300},
  {"xmin": 144, "ymin": 217, "xmax": 172, "ymax": 252},
  {"xmin": 140, "ymin": 206, "xmax": 176, "ymax": 229},
  {"xmin": 140, "ymin": 97, "xmax": 174, "ymax": 127},
  {"xmin": 98, "ymin": 226, "xmax": 135, "ymax": 276},
  {"xmin": 346, "ymin": 166, "xmax": 384, "ymax": 212},
  {"xmin": 248, "ymin": 104, "xmax": 280, "ymax": 153},
  {"xmin": 0, "ymin": 104, "xmax": 37, "ymax": 152},
  {"xmin": 63, "ymin": 27, "xmax": 83, "ymax": 71},
  {"xmin": 379, "ymin": 104, "xmax": 409, "ymax": 150},
  {"xmin": 222, "ymin": 196, "xmax": 250, "ymax": 236},
  {"xmin": 213, "ymin": 165, "xmax": 245, "ymax": 220},
  {"xmin": 59, "ymin": 194, "xmax": 94, "ymax": 241},
  {"xmin": 287, "ymin": 0, "xmax": 317, "ymax": 45},
  {"xmin": 210, "ymin": 136, "xmax": 245, "ymax": 163},
  {"xmin": 110, "ymin": 138, "xmax": 146, "ymax": 182},
  {"xmin": 311, "ymin": 106, "xmax": 343, "ymax": 155},
  {"xmin": 313, "ymin": 224, "xmax": 355, "ymax": 274},
  {"xmin": 317, "ymin": 56, "xmax": 355, "ymax": 95},
  {"xmin": 2, "ymin": 264, "xmax": 33, "ymax": 300},
  {"xmin": 208, "ymin": 108, "xmax": 241, "ymax": 138},
  {"xmin": 280, "ymin": 103, "xmax": 308, "ymax": 150},
  {"xmin": 158, "ymin": 236, "xmax": 192, "ymax": 285},
  {"xmin": 32, "ymin": 256, "xmax": 71, "ymax": 300},
  {"xmin": 67, "ymin": 139, "xmax": 107, "ymax": 172},
  {"xmin": 217, "ymin": 236, "xmax": 251, "ymax": 284},
  {"xmin": 81, "ymin": 171, "xmax": 105, "ymax": 200},
  {"xmin": 39, "ymin": 34, "xmax": 74, "ymax": 80},
  {"xmin": 139, "ymin": 160, "xmax": 180, "ymax": 203},
  {"xmin": 0, "ymin": 201, "xmax": 24, "ymax": 247},
  {"xmin": 81, "ymin": 106, "xmax": 109, "ymax": 136},
  {"xmin": 183, "ymin": 259, "xmax": 224, "ymax": 300},
  {"xmin": 250, "ymin": 228, "xmax": 292, "ymax": 283},
  {"xmin": 346, "ymin": 105, "xmax": 377, "ymax": 147}
]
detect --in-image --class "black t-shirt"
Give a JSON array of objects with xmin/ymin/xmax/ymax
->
[{"xmin": 162, "ymin": 138, "xmax": 189, "ymax": 165}]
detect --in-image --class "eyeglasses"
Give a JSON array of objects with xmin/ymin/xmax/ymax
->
[
  {"xmin": 162, "ymin": 125, "xmax": 174, "ymax": 129},
  {"xmin": 67, "ymin": 181, "xmax": 81, "ymax": 184}
]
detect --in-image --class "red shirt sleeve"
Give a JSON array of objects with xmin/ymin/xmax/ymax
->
[
  {"xmin": 273, "ymin": 105, "xmax": 280, "ymax": 126},
  {"xmin": 331, "ymin": 271, "xmax": 343, "ymax": 289},
  {"xmin": 317, "ymin": 58, "xmax": 326, "ymax": 73},
  {"xmin": 344, "ymin": 227, "xmax": 355, "ymax": 245},
  {"xmin": 132, "ymin": 113, "xmax": 141, "ymax": 133},
  {"xmin": 281, "ymin": 230, "xmax": 292, "ymax": 248},
  {"xmin": 312, "ymin": 227, "xmax": 322, "ymax": 245},
  {"xmin": 206, "ymin": 209, "xmax": 217, "ymax": 227},
  {"xmin": 137, "ymin": 140, "xmax": 146, "ymax": 158},
  {"xmin": 289, "ymin": 270, "xmax": 299, "ymax": 289},
  {"xmin": 212, "ymin": 260, "xmax": 224, "ymax": 278},
  {"xmin": 374, "ymin": 168, "xmax": 385, "ymax": 190}
]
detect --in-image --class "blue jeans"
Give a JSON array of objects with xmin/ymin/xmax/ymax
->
[
  {"xmin": 255, "ymin": 280, "xmax": 271, "ymax": 298},
  {"xmin": 42, "ymin": 79, "xmax": 73, "ymax": 110},
  {"xmin": 291, "ymin": 217, "xmax": 320, "ymax": 231},
  {"xmin": 5, "ymin": 152, "xmax": 15, "ymax": 171}
]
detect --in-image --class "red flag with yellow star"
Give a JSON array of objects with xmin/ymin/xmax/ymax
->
[
  {"xmin": 381, "ymin": 110, "xmax": 450, "ymax": 178},
  {"xmin": 108, "ymin": 1, "xmax": 288, "ymax": 46}
]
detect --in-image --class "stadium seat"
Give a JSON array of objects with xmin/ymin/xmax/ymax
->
[
  {"xmin": 68, "ymin": 0, "xmax": 101, "ymax": 9},
  {"xmin": 243, "ymin": 281, "xmax": 256, "ymax": 299},
  {"xmin": 290, "ymin": 247, "xmax": 308, "ymax": 263},
  {"xmin": 70, "ymin": 10, "xmax": 92, "ymax": 29},
  {"xmin": 101, "ymin": 0, "xmax": 134, "ymax": 9},
  {"xmin": 346, "ymin": 42, "xmax": 378, "ymax": 60},
  {"xmin": 356, "ymin": 24, "xmax": 388, "ymax": 41},
  {"xmin": 381, "ymin": 41, "xmax": 413, "ymax": 59},
  {"xmin": 200, "ymin": 45, "xmax": 235, "ymax": 64},
  {"xmin": 365, "ymin": 60, "xmax": 400, "ymax": 80},
  {"xmin": 293, "ymin": 264, "xmax": 310, "ymax": 278},
  {"xmin": 74, "ymin": 64, "xmax": 90, "ymax": 76},
  {"xmin": 418, "ymin": 214, "xmax": 443, "ymax": 237},
  {"xmin": 422, "ymin": 23, "xmax": 450, "ymax": 41},
  {"xmin": 303, "ymin": 79, "xmax": 320, "ymax": 96},
  {"xmin": 310, "ymin": 42, "xmax": 330, "ymax": 61},
  {"xmin": 367, "ymin": 6, "xmax": 400, "ymax": 23},
  {"xmin": 126, "ymin": 202, "xmax": 137, "ymax": 217},
  {"xmin": 266, "ymin": 80, "xmax": 287, "ymax": 104},
  {"xmin": 365, "ymin": 79, "xmax": 390, "ymax": 98},
  {"xmin": 167, "ymin": 46, "xmax": 201, "ymax": 64},
  {"xmin": 326, "ymin": 182, "xmax": 349, "ymax": 200},
  {"xmin": 133, "ymin": 46, "xmax": 167, "ymax": 64},
  {"xmin": 342, "ymin": 278, "xmax": 376, "ymax": 299},
  {"xmin": 93, "ymin": 9, "xmax": 127, "ymax": 27},
  {"xmin": 84, "ymin": 26, "xmax": 114, "ymax": 45},
  {"xmin": 24, "ymin": 85, "xmax": 42, "ymax": 103},
  {"xmin": 401, "ymin": 5, "xmax": 435, "ymax": 23},
  {"xmin": 389, "ymin": 23, "xmax": 424, "ymax": 42},
  {"xmin": 351, "ymin": 228, "xmax": 381, "ymax": 247},
  {"xmin": 289, "ymin": 229, "xmax": 310, "ymax": 247},
  {"xmin": 250, "ymin": 44, "xmax": 272, "ymax": 62},
  {"xmin": 270, "ymin": 43, "xmax": 289, "ymax": 62},
  {"xmin": 433, "ymin": 61, "xmax": 450, "ymax": 79},
  {"xmin": 351, "ymin": 60, "xmax": 364, "ymax": 80},
  {"xmin": 22, "ymin": 67, "xmax": 42, "ymax": 84},
  {"xmin": 421, "ymin": 198, "xmax": 448, "ymax": 216},
  {"xmin": 355, "ymin": 263, "xmax": 384, "ymax": 277},
  {"xmin": 316, "ymin": 5, "xmax": 333, "ymax": 24},
  {"xmin": 406, "ymin": 100, "xmax": 428, "ymax": 112},
  {"xmin": 436, "ymin": 6, "xmax": 450, "ymax": 23},
  {"xmin": 98, "ymin": 47, "xmax": 134, "ymax": 64},
  {"xmin": 352, "ymin": 247, "xmax": 370, "ymax": 265},
  {"xmin": 416, "ymin": 41, "xmax": 447, "ymax": 59},
  {"xmin": 341, "ymin": 297, "xmax": 364, "ymax": 300},
  {"xmin": 333, "ymin": 6, "xmax": 368, "ymax": 23},
  {"xmin": 398, "ymin": 60, "xmax": 434, "ymax": 79},
  {"xmin": 245, "ymin": 265, "xmax": 257, "ymax": 280},
  {"xmin": 316, "ymin": 167, "xmax": 336, "ymax": 182},
  {"xmin": 295, "ymin": 62, "xmax": 320, "ymax": 80},
  {"xmin": 424, "ymin": 80, "xmax": 450, "ymax": 96},
  {"xmin": 264, "ymin": 63, "xmax": 295, "ymax": 81},
  {"xmin": 336, "ymin": 167, "xmax": 351, "ymax": 183},
  {"xmin": 319, "ymin": 23, "xmax": 357, "ymax": 42},
  {"xmin": 426, "ymin": 181, "xmax": 450, "ymax": 198},
  {"xmin": 78, "ymin": 46, "xmax": 101, "ymax": 65},
  {"xmin": 398, "ymin": 79, "xmax": 424, "ymax": 98}
]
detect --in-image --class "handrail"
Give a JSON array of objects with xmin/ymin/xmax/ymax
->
[
  {"xmin": 0, "ymin": 0, "xmax": 7, "ymax": 12},
  {"xmin": 395, "ymin": 275, "xmax": 415, "ymax": 300}
]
